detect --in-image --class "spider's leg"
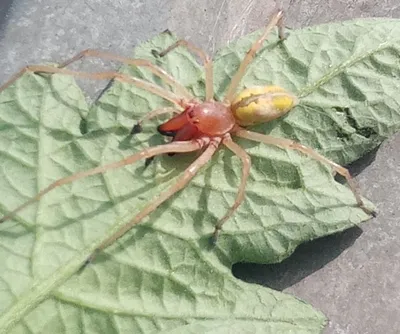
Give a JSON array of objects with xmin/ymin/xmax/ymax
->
[
  {"xmin": 0, "ymin": 139, "xmax": 209, "ymax": 224},
  {"xmin": 155, "ymin": 40, "xmax": 213, "ymax": 101},
  {"xmin": 0, "ymin": 67, "xmax": 31, "ymax": 93},
  {"xmin": 57, "ymin": 49, "xmax": 193, "ymax": 100},
  {"xmin": 94, "ymin": 137, "xmax": 221, "ymax": 254},
  {"xmin": 212, "ymin": 135, "xmax": 251, "ymax": 243},
  {"xmin": 131, "ymin": 107, "xmax": 181, "ymax": 135},
  {"xmin": 224, "ymin": 10, "xmax": 285, "ymax": 103},
  {"xmin": 235, "ymin": 129, "xmax": 377, "ymax": 216},
  {"xmin": 0, "ymin": 65, "xmax": 186, "ymax": 108}
]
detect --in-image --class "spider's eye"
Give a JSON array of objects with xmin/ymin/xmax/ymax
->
[{"xmin": 231, "ymin": 85, "xmax": 298, "ymax": 126}]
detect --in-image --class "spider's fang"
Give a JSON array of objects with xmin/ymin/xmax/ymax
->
[{"xmin": 157, "ymin": 124, "xmax": 177, "ymax": 137}]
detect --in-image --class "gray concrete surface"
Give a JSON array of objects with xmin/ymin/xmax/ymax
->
[{"xmin": 0, "ymin": 0, "xmax": 399, "ymax": 333}]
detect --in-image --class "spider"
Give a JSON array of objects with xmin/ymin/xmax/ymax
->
[{"xmin": 0, "ymin": 10, "xmax": 375, "ymax": 255}]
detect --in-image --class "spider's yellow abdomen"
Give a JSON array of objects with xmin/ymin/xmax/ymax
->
[{"xmin": 231, "ymin": 86, "xmax": 298, "ymax": 126}]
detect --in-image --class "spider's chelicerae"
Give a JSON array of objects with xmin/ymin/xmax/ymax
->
[{"xmin": 0, "ymin": 11, "xmax": 375, "ymax": 254}]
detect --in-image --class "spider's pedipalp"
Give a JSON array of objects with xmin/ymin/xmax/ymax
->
[{"xmin": 131, "ymin": 107, "xmax": 181, "ymax": 135}]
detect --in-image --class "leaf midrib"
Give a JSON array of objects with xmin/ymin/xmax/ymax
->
[{"xmin": 297, "ymin": 35, "xmax": 397, "ymax": 98}]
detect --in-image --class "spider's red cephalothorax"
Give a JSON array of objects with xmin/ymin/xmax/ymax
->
[
  {"xmin": 0, "ymin": 10, "xmax": 375, "ymax": 256},
  {"xmin": 158, "ymin": 101, "xmax": 236, "ymax": 141}
]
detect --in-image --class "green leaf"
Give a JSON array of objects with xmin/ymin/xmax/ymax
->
[{"xmin": 1, "ymin": 18, "xmax": 400, "ymax": 333}]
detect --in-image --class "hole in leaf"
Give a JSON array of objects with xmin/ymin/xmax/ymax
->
[
  {"xmin": 79, "ymin": 118, "xmax": 88, "ymax": 134},
  {"xmin": 332, "ymin": 106, "xmax": 378, "ymax": 140}
]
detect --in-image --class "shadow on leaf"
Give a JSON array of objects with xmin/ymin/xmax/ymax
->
[{"xmin": 232, "ymin": 225, "xmax": 363, "ymax": 291}]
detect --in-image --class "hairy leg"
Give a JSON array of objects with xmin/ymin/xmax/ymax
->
[
  {"xmin": 0, "ymin": 138, "xmax": 209, "ymax": 224},
  {"xmin": 235, "ymin": 128, "xmax": 376, "ymax": 216},
  {"xmin": 155, "ymin": 40, "xmax": 214, "ymax": 101},
  {"xmin": 0, "ymin": 65, "xmax": 186, "ymax": 108},
  {"xmin": 212, "ymin": 135, "xmax": 251, "ymax": 242},
  {"xmin": 58, "ymin": 49, "xmax": 193, "ymax": 100},
  {"xmin": 224, "ymin": 10, "xmax": 285, "ymax": 103},
  {"xmin": 95, "ymin": 137, "xmax": 221, "ymax": 253}
]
